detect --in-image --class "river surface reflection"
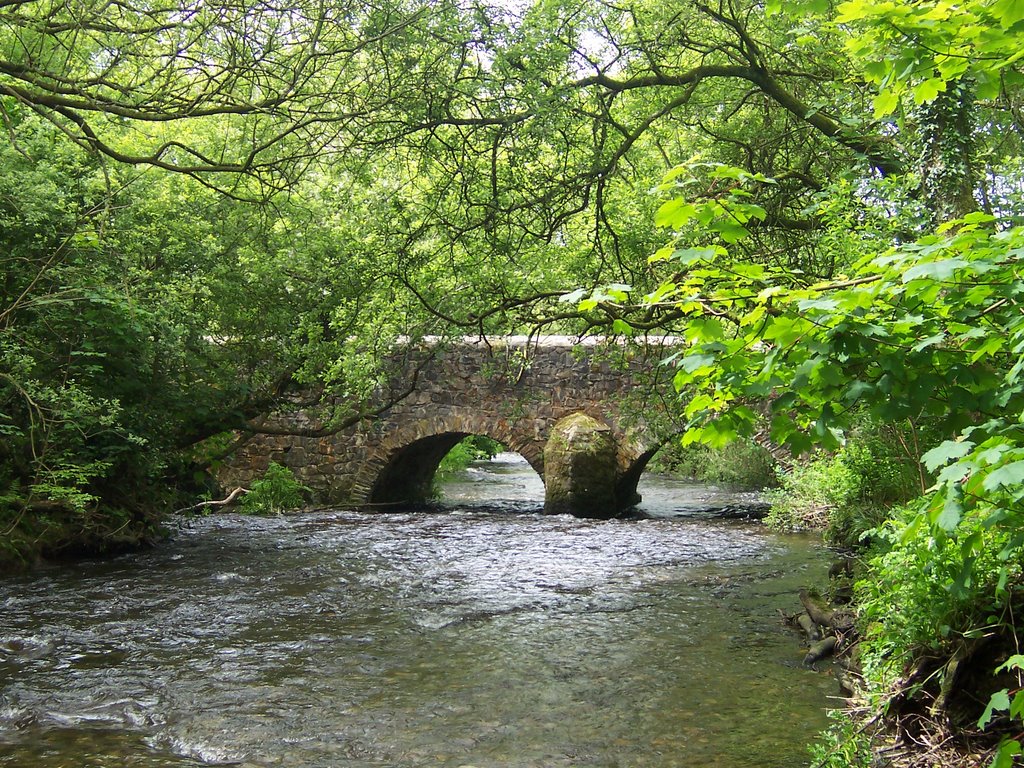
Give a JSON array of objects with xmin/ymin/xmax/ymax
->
[{"xmin": 0, "ymin": 454, "xmax": 834, "ymax": 767}]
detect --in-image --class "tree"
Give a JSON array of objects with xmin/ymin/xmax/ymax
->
[{"xmin": 0, "ymin": 0, "xmax": 456, "ymax": 194}]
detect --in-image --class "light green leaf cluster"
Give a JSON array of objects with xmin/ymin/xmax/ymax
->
[{"xmin": 830, "ymin": 0, "xmax": 1024, "ymax": 113}]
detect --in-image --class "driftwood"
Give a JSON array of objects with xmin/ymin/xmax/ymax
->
[
  {"xmin": 799, "ymin": 588, "xmax": 836, "ymax": 627},
  {"xmin": 833, "ymin": 662, "xmax": 860, "ymax": 695},
  {"xmin": 797, "ymin": 612, "xmax": 821, "ymax": 642},
  {"xmin": 175, "ymin": 487, "xmax": 248, "ymax": 514},
  {"xmin": 803, "ymin": 636, "xmax": 838, "ymax": 668},
  {"xmin": 795, "ymin": 588, "xmax": 854, "ymax": 669}
]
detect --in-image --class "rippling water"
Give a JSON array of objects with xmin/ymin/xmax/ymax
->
[{"xmin": 0, "ymin": 455, "xmax": 834, "ymax": 767}]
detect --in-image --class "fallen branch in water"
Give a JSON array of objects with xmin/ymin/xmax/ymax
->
[
  {"xmin": 804, "ymin": 635, "xmax": 838, "ymax": 668},
  {"xmin": 175, "ymin": 487, "xmax": 248, "ymax": 514}
]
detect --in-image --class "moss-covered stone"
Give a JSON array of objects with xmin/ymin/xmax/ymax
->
[{"xmin": 543, "ymin": 412, "xmax": 619, "ymax": 518}]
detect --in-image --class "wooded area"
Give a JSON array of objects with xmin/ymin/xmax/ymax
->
[{"xmin": 2, "ymin": 0, "xmax": 1024, "ymax": 764}]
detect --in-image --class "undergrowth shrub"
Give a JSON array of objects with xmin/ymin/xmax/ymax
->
[
  {"xmin": 858, "ymin": 505, "xmax": 1024, "ymax": 692},
  {"xmin": 765, "ymin": 450, "xmax": 863, "ymax": 534},
  {"xmin": 436, "ymin": 436, "xmax": 504, "ymax": 476},
  {"xmin": 648, "ymin": 437, "xmax": 778, "ymax": 489},
  {"xmin": 240, "ymin": 462, "xmax": 308, "ymax": 515},
  {"xmin": 766, "ymin": 417, "xmax": 930, "ymax": 545},
  {"xmin": 808, "ymin": 710, "xmax": 873, "ymax": 768}
]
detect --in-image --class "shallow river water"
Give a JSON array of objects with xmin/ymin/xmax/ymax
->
[{"xmin": 0, "ymin": 455, "xmax": 835, "ymax": 767}]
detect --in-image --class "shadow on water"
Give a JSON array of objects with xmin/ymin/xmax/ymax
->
[{"xmin": 0, "ymin": 453, "xmax": 834, "ymax": 768}]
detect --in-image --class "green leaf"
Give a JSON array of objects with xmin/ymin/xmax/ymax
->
[
  {"xmin": 991, "ymin": 739, "xmax": 1022, "ymax": 768},
  {"xmin": 994, "ymin": 0, "xmax": 1024, "ymax": 29},
  {"xmin": 680, "ymin": 353, "xmax": 716, "ymax": 374},
  {"xmin": 687, "ymin": 318, "xmax": 725, "ymax": 341},
  {"xmin": 912, "ymin": 78, "xmax": 946, "ymax": 104},
  {"xmin": 982, "ymin": 460, "xmax": 1024, "ymax": 491},
  {"xmin": 935, "ymin": 482, "xmax": 964, "ymax": 532},
  {"xmin": 670, "ymin": 247, "xmax": 720, "ymax": 265},
  {"xmin": 649, "ymin": 246, "xmax": 676, "ymax": 263},
  {"xmin": 977, "ymin": 72, "xmax": 1004, "ymax": 100},
  {"xmin": 715, "ymin": 219, "xmax": 750, "ymax": 243},
  {"xmin": 921, "ymin": 440, "xmax": 975, "ymax": 471},
  {"xmin": 979, "ymin": 689, "xmax": 1011, "ymax": 729},
  {"xmin": 902, "ymin": 258, "xmax": 971, "ymax": 282},
  {"xmin": 836, "ymin": 0, "xmax": 872, "ymax": 23},
  {"xmin": 698, "ymin": 419, "xmax": 738, "ymax": 448},
  {"xmin": 655, "ymin": 198, "xmax": 697, "ymax": 229},
  {"xmin": 873, "ymin": 90, "xmax": 899, "ymax": 118},
  {"xmin": 996, "ymin": 654, "xmax": 1024, "ymax": 673},
  {"xmin": 844, "ymin": 380, "xmax": 875, "ymax": 402},
  {"xmin": 912, "ymin": 332, "xmax": 946, "ymax": 352},
  {"xmin": 611, "ymin": 319, "xmax": 633, "ymax": 335}
]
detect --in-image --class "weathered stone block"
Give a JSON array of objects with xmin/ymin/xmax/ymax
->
[{"xmin": 543, "ymin": 412, "xmax": 620, "ymax": 519}]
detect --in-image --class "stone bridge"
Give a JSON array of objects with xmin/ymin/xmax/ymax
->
[{"xmin": 220, "ymin": 336, "xmax": 682, "ymax": 518}]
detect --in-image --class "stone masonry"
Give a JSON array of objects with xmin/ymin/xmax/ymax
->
[{"xmin": 218, "ymin": 336, "xmax": 679, "ymax": 516}]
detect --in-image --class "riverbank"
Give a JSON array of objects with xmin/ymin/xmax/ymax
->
[
  {"xmin": 0, "ymin": 504, "xmax": 164, "ymax": 574},
  {"xmin": 771, "ymin": 495, "xmax": 1018, "ymax": 768}
]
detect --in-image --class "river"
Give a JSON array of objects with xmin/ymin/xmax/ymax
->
[{"xmin": 0, "ymin": 454, "xmax": 835, "ymax": 767}]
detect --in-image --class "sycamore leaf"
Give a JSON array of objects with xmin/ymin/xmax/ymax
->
[
  {"xmin": 979, "ymin": 689, "xmax": 1011, "ymax": 729},
  {"xmin": 913, "ymin": 78, "xmax": 946, "ymax": 104},
  {"xmin": 934, "ymin": 482, "xmax": 964, "ymax": 532},
  {"xmin": 977, "ymin": 72, "xmax": 1004, "ymax": 100},
  {"xmin": 670, "ymin": 247, "xmax": 720, "ymax": 265},
  {"xmin": 611, "ymin": 319, "xmax": 633, "ymax": 335},
  {"xmin": 836, "ymin": 0, "xmax": 872, "ymax": 23},
  {"xmin": 716, "ymin": 219, "xmax": 750, "ymax": 243},
  {"xmin": 680, "ymin": 353, "xmax": 716, "ymax": 373},
  {"xmin": 996, "ymin": 655, "xmax": 1024, "ymax": 673},
  {"xmin": 995, "ymin": 0, "xmax": 1024, "ymax": 29},
  {"xmin": 873, "ymin": 90, "xmax": 900, "ymax": 117},
  {"xmin": 902, "ymin": 258, "xmax": 971, "ymax": 282},
  {"xmin": 921, "ymin": 440, "xmax": 975, "ymax": 471},
  {"xmin": 992, "ymin": 739, "xmax": 1022, "ymax": 768},
  {"xmin": 913, "ymin": 333, "xmax": 946, "ymax": 352},
  {"xmin": 655, "ymin": 198, "xmax": 697, "ymax": 229},
  {"xmin": 982, "ymin": 460, "xmax": 1024, "ymax": 491}
]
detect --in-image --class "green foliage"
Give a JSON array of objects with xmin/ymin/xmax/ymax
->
[
  {"xmin": 240, "ymin": 463, "xmax": 309, "ymax": 516},
  {"xmin": 766, "ymin": 451, "xmax": 862, "ymax": 533},
  {"xmin": 649, "ymin": 437, "xmax": 778, "ymax": 490},
  {"xmin": 437, "ymin": 436, "xmax": 504, "ymax": 476},
  {"xmin": 591, "ymin": 162, "xmax": 1024, "ymax": 470},
  {"xmin": 828, "ymin": 0, "xmax": 1024, "ymax": 113},
  {"xmin": 857, "ymin": 503, "xmax": 1023, "ymax": 685},
  {"xmin": 577, "ymin": 152, "xmax": 1024, "ymax": 757},
  {"xmin": 767, "ymin": 416, "xmax": 930, "ymax": 543},
  {"xmin": 807, "ymin": 710, "xmax": 873, "ymax": 768}
]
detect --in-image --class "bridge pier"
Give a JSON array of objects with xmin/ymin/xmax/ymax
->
[{"xmin": 543, "ymin": 412, "xmax": 635, "ymax": 519}]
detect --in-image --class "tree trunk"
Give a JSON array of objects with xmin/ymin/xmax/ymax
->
[{"xmin": 918, "ymin": 79, "xmax": 977, "ymax": 225}]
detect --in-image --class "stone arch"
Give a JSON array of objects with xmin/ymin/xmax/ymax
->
[
  {"xmin": 611, "ymin": 434, "xmax": 678, "ymax": 512},
  {"xmin": 349, "ymin": 412, "xmax": 544, "ymax": 506}
]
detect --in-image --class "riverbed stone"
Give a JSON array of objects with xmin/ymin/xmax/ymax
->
[{"xmin": 543, "ymin": 412, "xmax": 620, "ymax": 519}]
